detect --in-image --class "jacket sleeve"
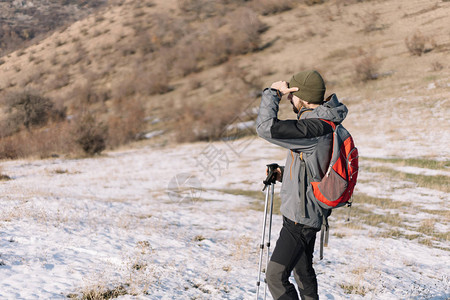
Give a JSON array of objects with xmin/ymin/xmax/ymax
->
[{"xmin": 256, "ymin": 88, "xmax": 333, "ymax": 150}]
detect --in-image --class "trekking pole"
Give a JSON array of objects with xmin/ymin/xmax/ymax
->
[
  {"xmin": 263, "ymin": 181, "xmax": 275, "ymax": 300},
  {"xmin": 256, "ymin": 183, "xmax": 270, "ymax": 299},
  {"xmin": 256, "ymin": 163, "xmax": 278, "ymax": 300}
]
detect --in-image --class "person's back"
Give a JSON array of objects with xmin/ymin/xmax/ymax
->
[{"xmin": 256, "ymin": 70, "xmax": 348, "ymax": 300}]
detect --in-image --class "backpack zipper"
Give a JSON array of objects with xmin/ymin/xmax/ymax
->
[{"xmin": 325, "ymin": 165, "xmax": 332, "ymax": 177}]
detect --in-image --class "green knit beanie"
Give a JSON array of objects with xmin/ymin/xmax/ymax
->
[{"xmin": 289, "ymin": 70, "xmax": 326, "ymax": 104}]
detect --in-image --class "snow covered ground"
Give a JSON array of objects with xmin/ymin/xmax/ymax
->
[{"xmin": 1, "ymin": 111, "xmax": 449, "ymax": 299}]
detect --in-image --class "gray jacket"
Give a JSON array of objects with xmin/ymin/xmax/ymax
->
[{"xmin": 256, "ymin": 88, "xmax": 348, "ymax": 228}]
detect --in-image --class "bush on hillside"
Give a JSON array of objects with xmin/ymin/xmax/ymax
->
[
  {"xmin": 107, "ymin": 98, "xmax": 146, "ymax": 147},
  {"xmin": 228, "ymin": 8, "xmax": 267, "ymax": 55},
  {"xmin": 405, "ymin": 31, "xmax": 436, "ymax": 56},
  {"xmin": 73, "ymin": 113, "xmax": 108, "ymax": 155},
  {"xmin": 254, "ymin": 0, "xmax": 295, "ymax": 16},
  {"xmin": 358, "ymin": 10, "xmax": 384, "ymax": 33},
  {"xmin": 174, "ymin": 60, "xmax": 261, "ymax": 143},
  {"xmin": 2, "ymin": 91, "xmax": 65, "ymax": 134},
  {"xmin": 178, "ymin": 0, "xmax": 222, "ymax": 20},
  {"xmin": 0, "ymin": 138, "xmax": 19, "ymax": 159},
  {"xmin": 304, "ymin": 0, "xmax": 327, "ymax": 5},
  {"xmin": 175, "ymin": 96, "xmax": 245, "ymax": 143},
  {"xmin": 175, "ymin": 91, "xmax": 258, "ymax": 143},
  {"xmin": 354, "ymin": 54, "xmax": 380, "ymax": 82}
]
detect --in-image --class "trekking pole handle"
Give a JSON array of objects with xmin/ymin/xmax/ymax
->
[{"xmin": 262, "ymin": 163, "xmax": 279, "ymax": 191}]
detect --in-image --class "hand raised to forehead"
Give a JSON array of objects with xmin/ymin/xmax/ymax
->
[{"xmin": 270, "ymin": 81, "xmax": 299, "ymax": 95}]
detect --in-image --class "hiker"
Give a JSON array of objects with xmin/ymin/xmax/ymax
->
[{"xmin": 256, "ymin": 70, "xmax": 349, "ymax": 300}]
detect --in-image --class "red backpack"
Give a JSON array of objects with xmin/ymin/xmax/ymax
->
[
  {"xmin": 312, "ymin": 120, "xmax": 359, "ymax": 259},
  {"xmin": 311, "ymin": 120, "xmax": 359, "ymax": 209}
]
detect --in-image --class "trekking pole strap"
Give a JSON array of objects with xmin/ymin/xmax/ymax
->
[
  {"xmin": 346, "ymin": 196, "xmax": 353, "ymax": 222},
  {"xmin": 319, "ymin": 227, "xmax": 324, "ymax": 260},
  {"xmin": 262, "ymin": 163, "xmax": 279, "ymax": 191},
  {"xmin": 319, "ymin": 215, "xmax": 329, "ymax": 260}
]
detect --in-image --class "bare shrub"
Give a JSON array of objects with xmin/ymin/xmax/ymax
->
[
  {"xmin": 131, "ymin": 63, "xmax": 172, "ymax": 96},
  {"xmin": 228, "ymin": 9, "xmax": 267, "ymax": 55},
  {"xmin": 304, "ymin": 27, "xmax": 317, "ymax": 38},
  {"xmin": 174, "ymin": 61, "xmax": 261, "ymax": 143},
  {"xmin": 335, "ymin": 0, "xmax": 370, "ymax": 4},
  {"xmin": 223, "ymin": 61, "xmax": 262, "ymax": 92},
  {"xmin": 303, "ymin": 0, "xmax": 326, "ymax": 5},
  {"xmin": 201, "ymin": 27, "xmax": 232, "ymax": 66},
  {"xmin": 112, "ymin": 56, "xmax": 171, "ymax": 97},
  {"xmin": 69, "ymin": 82, "xmax": 106, "ymax": 108},
  {"xmin": 354, "ymin": 54, "xmax": 380, "ymax": 82},
  {"xmin": 0, "ymin": 137, "xmax": 20, "ymax": 159},
  {"xmin": 358, "ymin": 10, "xmax": 383, "ymax": 33},
  {"xmin": 175, "ymin": 92, "xmax": 252, "ymax": 143},
  {"xmin": 111, "ymin": 75, "xmax": 137, "ymax": 99},
  {"xmin": 256, "ymin": 0, "xmax": 295, "ymax": 15},
  {"xmin": 50, "ymin": 71, "xmax": 71, "ymax": 90},
  {"xmin": 178, "ymin": 0, "xmax": 223, "ymax": 20},
  {"xmin": 431, "ymin": 61, "xmax": 443, "ymax": 71},
  {"xmin": 107, "ymin": 98, "xmax": 146, "ymax": 148},
  {"xmin": 172, "ymin": 41, "xmax": 201, "ymax": 76},
  {"xmin": 3, "ymin": 91, "xmax": 56, "ymax": 131},
  {"xmin": 145, "ymin": 13, "xmax": 187, "ymax": 48},
  {"xmin": 188, "ymin": 77, "xmax": 202, "ymax": 90},
  {"xmin": 73, "ymin": 113, "xmax": 108, "ymax": 155},
  {"xmin": 405, "ymin": 31, "xmax": 436, "ymax": 56}
]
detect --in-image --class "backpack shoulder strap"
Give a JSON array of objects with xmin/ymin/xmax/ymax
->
[{"xmin": 319, "ymin": 118, "xmax": 336, "ymax": 131}]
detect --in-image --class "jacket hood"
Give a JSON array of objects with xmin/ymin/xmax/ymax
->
[{"xmin": 298, "ymin": 94, "xmax": 348, "ymax": 124}]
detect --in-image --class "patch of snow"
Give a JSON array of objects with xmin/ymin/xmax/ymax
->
[
  {"xmin": 144, "ymin": 130, "xmax": 165, "ymax": 139},
  {"xmin": 0, "ymin": 118, "xmax": 449, "ymax": 298}
]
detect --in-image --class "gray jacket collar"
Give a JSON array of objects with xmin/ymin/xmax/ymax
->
[{"xmin": 298, "ymin": 94, "xmax": 348, "ymax": 124}]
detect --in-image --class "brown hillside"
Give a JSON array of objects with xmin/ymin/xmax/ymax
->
[
  {"xmin": 0, "ymin": 0, "xmax": 449, "ymax": 159},
  {"xmin": 0, "ymin": 0, "xmax": 108, "ymax": 56}
]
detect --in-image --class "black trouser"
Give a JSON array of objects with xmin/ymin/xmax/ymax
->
[{"xmin": 266, "ymin": 216, "xmax": 319, "ymax": 300}]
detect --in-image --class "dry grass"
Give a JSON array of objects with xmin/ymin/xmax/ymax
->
[
  {"xmin": 68, "ymin": 240, "xmax": 157, "ymax": 299},
  {"xmin": 230, "ymin": 235, "xmax": 254, "ymax": 261},
  {"xmin": 362, "ymin": 157, "xmax": 450, "ymax": 170},
  {"xmin": 340, "ymin": 282, "xmax": 370, "ymax": 296},
  {"xmin": 0, "ymin": 166, "xmax": 11, "ymax": 181},
  {"xmin": 77, "ymin": 284, "xmax": 128, "ymax": 300},
  {"xmin": 365, "ymin": 166, "xmax": 449, "ymax": 193},
  {"xmin": 339, "ymin": 260, "xmax": 378, "ymax": 296},
  {"xmin": 0, "ymin": 122, "xmax": 76, "ymax": 159},
  {"xmin": 331, "ymin": 188, "xmax": 449, "ymax": 247}
]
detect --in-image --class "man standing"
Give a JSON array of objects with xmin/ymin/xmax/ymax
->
[{"xmin": 256, "ymin": 70, "xmax": 349, "ymax": 300}]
